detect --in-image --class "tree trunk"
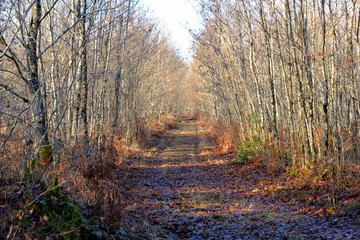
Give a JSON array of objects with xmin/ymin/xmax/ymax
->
[{"xmin": 27, "ymin": 0, "xmax": 53, "ymax": 167}]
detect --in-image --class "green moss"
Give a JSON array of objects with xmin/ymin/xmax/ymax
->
[
  {"xmin": 31, "ymin": 195, "xmax": 84, "ymax": 239},
  {"xmin": 149, "ymin": 146, "xmax": 158, "ymax": 153},
  {"xmin": 10, "ymin": 189, "xmax": 134, "ymax": 239},
  {"xmin": 40, "ymin": 141, "xmax": 53, "ymax": 166}
]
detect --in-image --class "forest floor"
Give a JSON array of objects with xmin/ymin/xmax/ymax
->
[{"xmin": 116, "ymin": 118, "xmax": 359, "ymax": 239}]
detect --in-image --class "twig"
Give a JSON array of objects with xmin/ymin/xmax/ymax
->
[
  {"xmin": 26, "ymin": 180, "xmax": 66, "ymax": 207},
  {"xmin": 57, "ymin": 225, "xmax": 82, "ymax": 236}
]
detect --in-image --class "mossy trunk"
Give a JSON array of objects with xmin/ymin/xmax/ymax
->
[{"xmin": 40, "ymin": 140, "xmax": 53, "ymax": 166}]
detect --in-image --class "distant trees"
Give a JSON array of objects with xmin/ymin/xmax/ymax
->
[
  {"xmin": 193, "ymin": 0, "xmax": 359, "ymax": 175},
  {"xmin": 0, "ymin": 0, "xmax": 186, "ymax": 181},
  {"xmin": 2, "ymin": 0, "xmax": 357, "ymax": 182}
]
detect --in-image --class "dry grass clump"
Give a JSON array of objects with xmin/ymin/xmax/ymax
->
[{"xmin": 203, "ymin": 122, "xmax": 237, "ymax": 155}]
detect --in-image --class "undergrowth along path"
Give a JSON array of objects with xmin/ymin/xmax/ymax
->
[{"xmin": 119, "ymin": 118, "xmax": 359, "ymax": 239}]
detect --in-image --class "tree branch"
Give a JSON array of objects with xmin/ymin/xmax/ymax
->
[{"xmin": 0, "ymin": 83, "xmax": 29, "ymax": 103}]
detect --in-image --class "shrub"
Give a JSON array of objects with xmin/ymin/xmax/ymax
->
[
  {"xmin": 29, "ymin": 195, "xmax": 84, "ymax": 239},
  {"xmin": 233, "ymin": 136, "xmax": 262, "ymax": 165}
]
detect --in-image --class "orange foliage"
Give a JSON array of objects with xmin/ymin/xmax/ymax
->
[
  {"xmin": 148, "ymin": 115, "xmax": 177, "ymax": 136},
  {"xmin": 0, "ymin": 135, "xmax": 26, "ymax": 179},
  {"xmin": 195, "ymin": 120, "xmax": 238, "ymax": 155},
  {"xmin": 217, "ymin": 131, "xmax": 235, "ymax": 154}
]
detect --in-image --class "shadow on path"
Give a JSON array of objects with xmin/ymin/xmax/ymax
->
[{"xmin": 118, "ymin": 118, "xmax": 360, "ymax": 240}]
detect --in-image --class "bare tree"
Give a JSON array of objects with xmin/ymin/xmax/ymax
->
[{"xmin": 193, "ymin": 0, "xmax": 359, "ymax": 174}]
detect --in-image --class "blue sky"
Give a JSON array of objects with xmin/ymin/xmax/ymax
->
[{"xmin": 141, "ymin": 0, "xmax": 202, "ymax": 61}]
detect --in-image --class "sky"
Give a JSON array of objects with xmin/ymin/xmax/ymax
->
[{"xmin": 141, "ymin": 0, "xmax": 202, "ymax": 61}]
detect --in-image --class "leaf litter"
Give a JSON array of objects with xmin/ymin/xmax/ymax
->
[{"xmin": 116, "ymin": 119, "xmax": 359, "ymax": 239}]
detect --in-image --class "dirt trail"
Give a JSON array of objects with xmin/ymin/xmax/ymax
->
[{"xmin": 120, "ymin": 119, "xmax": 359, "ymax": 239}]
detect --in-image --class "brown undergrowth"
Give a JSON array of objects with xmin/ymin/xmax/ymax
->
[
  {"xmin": 0, "ymin": 116, "xmax": 178, "ymax": 239},
  {"xmin": 115, "ymin": 117, "xmax": 359, "ymax": 239},
  {"xmin": 194, "ymin": 117, "xmax": 360, "ymax": 219},
  {"xmin": 1, "ymin": 116, "xmax": 359, "ymax": 239}
]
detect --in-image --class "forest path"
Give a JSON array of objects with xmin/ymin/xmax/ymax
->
[{"xmin": 120, "ymin": 118, "xmax": 359, "ymax": 239}]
